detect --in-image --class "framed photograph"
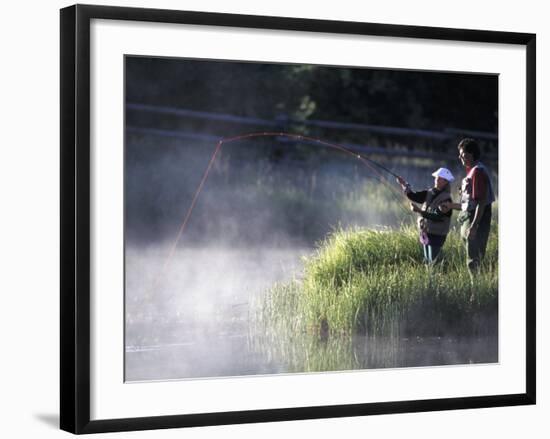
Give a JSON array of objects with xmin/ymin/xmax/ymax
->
[{"xmin": 60, "ymin": 4, "xmax": 536, "ymax": 434}]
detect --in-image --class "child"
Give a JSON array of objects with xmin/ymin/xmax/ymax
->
[{"xmin": 396, "ymin": 168, "xmax": 454, "ymax": 264}]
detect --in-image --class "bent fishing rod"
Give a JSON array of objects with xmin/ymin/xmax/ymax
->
[{"xmin": 153, "ymin": 131, "xmax": 410, "ymax": 292}]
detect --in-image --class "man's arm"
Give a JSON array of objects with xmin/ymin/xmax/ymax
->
[
  {"xmin": 466, "ymin": 168, "xmax": 489, "ymax": 239},
  {"xmin": 468, "ymin": 169, "xmax": 489, "ymax": 239}
]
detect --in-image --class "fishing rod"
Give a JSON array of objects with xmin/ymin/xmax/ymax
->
[
  {"xmin": 222, "ymin": 131, "xmax": 400, "ymax": 176},
  {"xmin": 212, "ymin": 132, "xmax": 410, "ymax": 216},
  {"xmin": 219, "ymin": 132, "xmax": 404, "ymax": 189},
  {"xmin": 356, "ymin": 153, "xmax": 401, "ymax": 179},
  {"xmin": 153, "ymin": 132, "xmax": 411, "ymax": 292}
]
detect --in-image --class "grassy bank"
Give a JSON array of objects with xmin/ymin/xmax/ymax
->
[{"xmin": 255, "ymin": 224, "xmax": 498, "ymax": 340}]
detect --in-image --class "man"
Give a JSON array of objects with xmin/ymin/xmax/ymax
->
[{"xmin": 442, "ymin": 138, "xmax": 495, "ymax": 273}]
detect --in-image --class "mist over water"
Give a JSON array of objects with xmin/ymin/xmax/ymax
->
[
  {"xmin": 125, "ymin": 244, "xmax": 312, "ymax": 381},
  {"xmin": 124, "ymin": 137, "xmax": 498, "ymax": 381}
]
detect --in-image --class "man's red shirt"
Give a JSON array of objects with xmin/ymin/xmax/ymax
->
[{"xmin": 466, "ymin": 165, "xmax": 489, "ymax": 201}]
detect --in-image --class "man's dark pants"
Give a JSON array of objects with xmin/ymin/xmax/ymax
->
[{"xmin": 460, "ymin": 205, "xmax": 492, "ymax": 272}]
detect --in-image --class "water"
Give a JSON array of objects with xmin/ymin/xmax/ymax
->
[
  {"xmin": 126, "ymin": 334, "xmax": 497, "ymax": 382},
  {"xmin": 262, "ymin": 333, "xmax": 498, "ymax": 373},
  {"xmin": 125, "ymin": 245, "xmax": 497, "ymax": 382},
  {"xmin": 125, "ymin": 245, "xmax": 307, "ymax": 381}
]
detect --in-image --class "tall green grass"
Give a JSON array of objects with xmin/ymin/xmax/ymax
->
[{"xmin": 254, "ymin": 224, "xmax": 498, "ymax": 340}]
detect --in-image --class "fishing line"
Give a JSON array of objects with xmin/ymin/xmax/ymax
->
[
  {"xmin": 160, "ymin": 139, "xmax": 223, "ymax": 275},
  {"xmin": 152, "ymin": 132, "xmax": 411, "ymax": 291}
]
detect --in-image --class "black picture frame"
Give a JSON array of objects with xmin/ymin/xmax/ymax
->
[{"xmin": 60, "ymin": 4, "xmax": 536, "ymax": 434}]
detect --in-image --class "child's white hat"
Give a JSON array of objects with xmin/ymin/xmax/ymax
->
[{"xmin": 432, "ymin": 167, "xmax": 455, "ymax": 182}]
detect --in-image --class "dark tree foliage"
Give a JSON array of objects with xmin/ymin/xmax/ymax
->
[{"xmin": 126, "ymin": 56, "xmax": 498, "ymax": 153}]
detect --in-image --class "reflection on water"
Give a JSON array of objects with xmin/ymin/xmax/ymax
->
[
  {"xmin": 126, "ymin": 332, "xmax": 498, "ymax": 381},
  {"xmin": 253, "ymin": 333, "xmax": 498, "ymax": 374},
  {"xmin": 125, "ymin": 246, "xmax": 497, "ymax": 382}
]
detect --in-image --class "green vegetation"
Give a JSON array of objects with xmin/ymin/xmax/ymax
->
[{"xmin": 254, "ymin": 224, "xmax": 498, "ymax": 340}]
